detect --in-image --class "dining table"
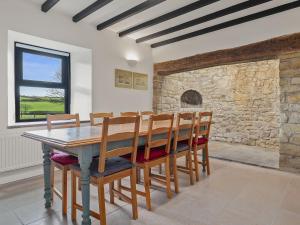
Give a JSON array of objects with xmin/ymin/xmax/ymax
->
[{"xmin": 22, "ymin": 119, "xmax": 206, "ymax": 225}]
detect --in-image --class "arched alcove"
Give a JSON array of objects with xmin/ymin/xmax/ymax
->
[{"xmin": 180, "ymin": 90, "xmax": 202, "ymax": 108}]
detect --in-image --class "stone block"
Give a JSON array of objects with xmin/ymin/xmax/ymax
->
[
  {"xmin": 281, "ymin": 123, "xmax": 300, "ymax": 137},
  {"xmin": 290, "ymin": 134, "xmax": 300, "ymax": 145},
  {"xmin": 289, "ymin": 104, "xmax": 300, "ymax": 112},
  {"xmin": 279, "ymin": 57, "xmax": 300, "ymax": 70},
  {"xmin": 280, "ymin": 112, "xmax": 288, "ymax": 123},
  {"xmin": 289, "ymin": 112, "xmax": 300, "ymax": 124},
  {"xmin": 280, "ymin": 69, "xmax": 300, "ymax": 78},
  {"xmin": 279, "ymin": 78, "xmax": 290, "ymax": 86},
  {"xmin": 279, "ymin": 154, "xmax": 300, "ymax": 172},
  {"xmin": 291, "ymin": 77, "xmax": 300, "ymax": 85},
  {"xmin": 286, "ymin": 92, "xmax": 300, "ymax": 103},
  {"xmin": 280, "ymin": 143, "xmax": 300, "ymax": 156}
]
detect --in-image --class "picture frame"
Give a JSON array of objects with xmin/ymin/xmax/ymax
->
[
  {"xmin": 133, "ymin": 72, "xmax": 148, "ymax": 90},
  {"xmin": 115, "ymin": 69, "xmax": 133, "ymax": 89}
]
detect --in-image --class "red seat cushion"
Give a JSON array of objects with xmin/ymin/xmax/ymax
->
[
  {"xmin": 51, "ymin": 150, "xmax": 61, "ymax": 156},
  {"xmin": 51, "ymin": 152, "xmax": 78, "ymax": 165},
  {"xmin": 193, "ymin": 137, "xmax": 208, "ymax": 146},
  {"xmin": 124, "ymin": 147, "xmax": 167, "ymax": 163}
]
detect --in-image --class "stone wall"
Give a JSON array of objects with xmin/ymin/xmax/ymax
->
[
  {"xmin": 153, "ymin": 60, "xmax": 280, "ymax": 150},
  {"xmin": 279, "ymin": 53, "xmax": 300, "ymax": 172}
]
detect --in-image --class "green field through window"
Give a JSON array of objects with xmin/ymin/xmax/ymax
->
[{"xmin": 20, "ymin": 96, "xmax": 65, "ymax": 120}]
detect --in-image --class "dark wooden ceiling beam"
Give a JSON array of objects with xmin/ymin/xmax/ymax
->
[
  {"xmin": 73, "ymin": 0, "xmax": 113, "ymax": 22},
  {"xmin": 97, "ymin": 0, "xmax": 166, "ymax": 31},
  {"xmin": 119, "ymin": 0, "xmax": 220, "ymax": 37},
  {"xmin": 41, "ymin": 0, "xmax": 60, "ymax": 12},
  {"xmin": 136, "ymin": 0, "xmax": 271, "ymax": 43},
  {"xmin": 154, "ymin": 32, "xmax": 300, "ymax": 76},
  {"xmin": 151, "ymin": 1, "xmax": 300, "ymax": 48}
]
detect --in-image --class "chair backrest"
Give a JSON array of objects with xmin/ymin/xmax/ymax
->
[
  {"xmin": 140, "ymin": 111, "xmax": 155, "ymax": 120},
  {"xmin": 173, "ymin": 112, "xmax": 195, "ymax": 151},
  {"xmin": 90, "ymin": 112, "xmax": 113, "ymax": 126},
  {"xmin": 196, "ymin": 112, "xmax": 213, "ymax": 139},
  {"xmin": 98, "ymin": 116, "xmax": 140, "ymax": 173},
  {"xmin": 144, "ymin": 113, "xmax": 174, "ymax": 160},
  {"xmin": 47, "ymin": 114, "xmax": 80, "ymax": 130},
  {"xmin": 120, "ymin": 112, "xmax": 139, "ymax": 117}
]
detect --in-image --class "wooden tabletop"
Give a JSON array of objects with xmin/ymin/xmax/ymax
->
[
  {"xmin": 22, "ymin": 119, "xmax": 210, "ymax": 149},
  {"xmin": 22, "ymin": 120, "xmax": 172, "ymax": 148}
]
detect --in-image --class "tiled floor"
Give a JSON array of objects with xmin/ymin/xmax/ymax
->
[
  {"xmin": 209, "ymin": 141, "xmax": 279, "ymax": 169},
  {"xmin": 0, "ymin": 158, "xmax": 299, "ymax": 225}
]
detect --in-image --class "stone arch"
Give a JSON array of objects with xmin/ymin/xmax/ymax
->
[{"xmin": 180, "ymin": 90, "xmax": 202, "ymax": 108}]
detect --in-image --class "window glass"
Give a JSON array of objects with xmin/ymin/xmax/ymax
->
[
  {"xmin": 15, "ymin": 43, "xmax": 70, "ymax": 122},
  {"xmin": 19, "ymin": 87, "xmax": 65, "ymax": 120},
  {"xmin": 22, "ymin": 52, "xmax": 62, "ymax": 83}
]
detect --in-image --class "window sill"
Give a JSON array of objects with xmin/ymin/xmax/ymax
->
[{"xmin": 7, "ymin": 120, "xmax": 90, "ymax": 129}]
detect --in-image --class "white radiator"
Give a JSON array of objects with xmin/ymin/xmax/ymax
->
[{"xmin": 0, "ymin": 134, "xmax": 42, "ymax": 172}]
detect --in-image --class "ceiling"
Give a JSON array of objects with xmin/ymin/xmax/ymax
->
[{"xmin": 29, "ymin": 0, "xmax": 300, "ymax": 48}]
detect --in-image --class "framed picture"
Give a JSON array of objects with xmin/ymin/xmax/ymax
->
[
  {"xmin": 115, "ymin": 69, "xmax": 133, "ymax": 89},
  {"xmin": 133, "ymin": 72, "xmax": 148, "ymax": 90}
]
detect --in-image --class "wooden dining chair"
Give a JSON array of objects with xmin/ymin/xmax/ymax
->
[
  {"xmin": 120, "ymin": 113, "xmax": 174, "ymax": 211},
  {"xmin": 171, "ymin": 112, "xmax": 195, "ymax": 193},
  {"xmin": 192, "ymin": 112, "xmax": 213, "ymax": 181},
  {"xmin": 71, "ymin": 116, "xmax": 140, "ymax": 225},
  {"xmin": 120, "ymin": 111, "xmax": 139, "ymax": 117},
  {"xmin": 47, "ymin": 113, "xmax": 80, "ymax": 215},
  {"xmin": 90, "ymin": 112, "xmax": 113, "ymax": 126}
]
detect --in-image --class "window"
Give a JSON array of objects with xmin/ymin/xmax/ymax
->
[{"xmin": 15, "ymin": 43, "xmax": 71, "ymax": 122}]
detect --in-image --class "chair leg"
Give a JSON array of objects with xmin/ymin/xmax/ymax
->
[
  {"xmin": 193, "ymin": 146, "xmax": 200, "ymax": 182},
  {"xmin": 158, "ymin": 164, "xmax": 163, "ymax": 174},
  {"xmin": 78, "ymin": 179, "xmax": 81, "ymax": 191},
  {"xmin": 205, "ymin": 143, "xmax": 210, "ymax": 175},
  {"xmin": 109, "ymin": 182, "xmax": 114, "ymax": 204},
  {"xmin": 185, "ymin": 155, "xmax": 189, "ymax": 169},
  {"xmin": 149, "ymin": 168, "xmax": 152, "ymax": 186},
  {"xmin": 165, "ymin": 157, "xmax": 172, "ymax": 199},
  {"xmin": 62, "ymin": 168, "xmax": 68, "ymax": 215},
  {"xmin": 71, "ymin": 171, "xmax": 77, "ymax": 221},
  {"xmin": 202, "ymin": 147, "xmax": 206, "ymax": 173},
  {"xmin": 136, "ymin": 167, "xmax": 141, "ymax": 184},
  {"xmin": 50, "ymin": 163, "xmax": 54, "ymax": 201},
  {"xmin": 143, "ymin": 166, "xmax": 151, "ymax": 211},
  {"xmin": 187, "ymin": 151, "xmax": 194, "ymax": 185},
  {"xmin": 98, "ymin": 179, "xmax": 107, "ymax": 225},
  {"xmin": 172, "ymin": 155, "xmax": 179, "ymax": 194},
  {"xmin": 130, "ymin": 168, "xmax": 138, "ymax": 220},
  {"xmin": 117, "ymin": 179, "xmax": 122, "ymax": 200}
]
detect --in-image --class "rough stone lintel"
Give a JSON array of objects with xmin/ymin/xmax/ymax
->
[{"xmin": 154, "ymin": 32, "xmax": 300, "ymax": 76}]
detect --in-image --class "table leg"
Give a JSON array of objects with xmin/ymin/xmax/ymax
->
[
  {"xmin": 78, "ymin": 149, "xmax": 93, "ymax": 225},
  {"xmin": 42, "ymin": 143, "xmax": 52, "ymax": 208}
]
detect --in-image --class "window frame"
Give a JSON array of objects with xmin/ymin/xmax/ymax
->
[{"xmin": 14, "ymin": 42, "xmax": 71, "ymax": 123}]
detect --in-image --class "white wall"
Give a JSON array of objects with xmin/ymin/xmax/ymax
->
[
  {"xmin": 0, "ymin": 0, "xmax": 153, "ymax": 178},
  {"xmin": 152, "ymin": 7, "xmax": 300, "ymax": 62},
  {"xmin": 0, "ymin": 0, "xmax": 153, "ymax": 133}
]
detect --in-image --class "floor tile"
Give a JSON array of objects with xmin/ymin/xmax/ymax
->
[
  {"xmin": 272, "ymin": 210, "xmax": 300, "ymax": 225},
  {"xmin": 281, "ymin": 181, "xmax": 300, "ymax": 215},
  {"xmin": 0, "ymin": 211, "xmax": 22, "ymax": 225}
]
